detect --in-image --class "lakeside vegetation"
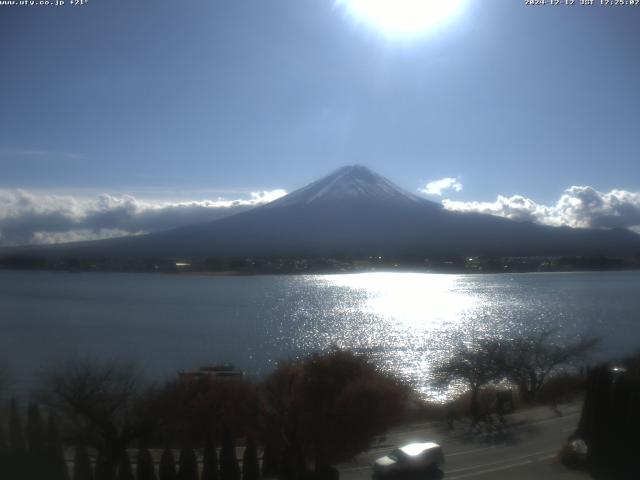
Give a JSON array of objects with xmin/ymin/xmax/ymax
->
[{"xmin": 0, "ymin": 328, "xmax": 614, "ymax": 480}]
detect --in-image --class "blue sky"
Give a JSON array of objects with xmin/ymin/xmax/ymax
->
[{"xmin": 1, "ymin": 0, "xmax": 640, "ymax": 244}]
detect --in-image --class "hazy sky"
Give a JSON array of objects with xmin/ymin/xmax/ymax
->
[{"xmin": 1, "ymin": 0, "xmax": 640, "ymax": 244}]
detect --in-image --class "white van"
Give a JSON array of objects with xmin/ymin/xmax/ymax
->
[{"xmin": 372, "ymin": 442, "xmax": 444, "ymax": 476}]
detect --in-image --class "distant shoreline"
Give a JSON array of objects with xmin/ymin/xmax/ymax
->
[
  {"xmin": 2, "ymin": 249, "xmax": 640, "ymax": 276},
  {"xmin": 2, "ymin": 260, "xmax": 640, "ymax": 277}
]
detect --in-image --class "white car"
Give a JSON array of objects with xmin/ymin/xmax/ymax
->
[{"xmin": 373, "ymin": 442, "xmax": 444, "ymax": 477}]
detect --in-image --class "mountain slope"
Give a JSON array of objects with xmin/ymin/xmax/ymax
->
[
  {"xmin": 266, "ymin": 165, "xmax": 426, "ymax": 207},
  {"xmin": 8, "ymin": 165, "xmax": 640, "ymax": 259}
]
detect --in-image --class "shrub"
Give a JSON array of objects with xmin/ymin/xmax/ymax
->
[
  {"xmin": 157, "ymin": 374, "xmax": 259, "ymax": 444},
  {"xmin": 242, "ymin": 439, "xmax": 259, "ymax": 480},
  {"xmin": 201, "ymin": 433, "xmax": 219, "ymax": 480},
  {"xmin": 0, "ymin": 424, "xmax": 9, "ymax": 475},
  {"xmin": 220, "ymin": 427, "xmax": 240, "ymax": 480},
  {"xmin": 536, "ymin": 373, "xmax": 585, "ymax": 405},
  {"xmin": 27, "ymin": 403, "xmax": 46, "ymax": 459},
  {"xmin": 74, "ymin": 445, "xmax": 94, "ymax": 480},
  {"xmin": 559, "ymin": 439, "xmax": 588, "ymax": 471},
  {"xmin": 261, "ymin": 349, "xmax": 409, "ymax": 475},
  {"xmin": 136, "ymin": 447, "xmax": 157, "ymax": 480},
  {"xmin": 9, "ymin": 399, "xmax": 26, "ymax": 456},
  {"xmin": 260, "ymin": 444, "xmax": 278, "ymax": 477},
  {"xmin": 178, "ymin": 446, "xmax": 198, "ymax": 480},
  {"xmin": 117, "ymin": 451, "xmax": 134, "ymax": 480},
  {"xmin": 159, "ymin": 448, "xmax": 177, "ymax": 480},
  {"xmin": 46, "ymin": 414, "xmax": 69, "ymax": 480},
  {"xmin": 7, "ymin": 400, "xmax": 26, "ymax": 480},
  {"xmin": 403, "ymin": 397, "xmax": 447, "ymax": 423},
  {"xmin": 95, "ymin": 450, "xmax": 116, "ymax": 480},
  {"xmin": 27, "ymin": 403, "xmax": 48, "ymax": 479}
]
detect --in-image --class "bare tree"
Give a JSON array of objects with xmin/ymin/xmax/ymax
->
[
  {"xmin": 432, "ymin": 339, "xmax": 506, "ymax": 422},
  {"xmin": 38, "ymin": 357, "xmax": 163, "ymax": 473},
  {"xmin": 157, "ymin": 374, "xmax": 260, "ymax": 444},
  {"xmin": 502, "ymin": 329, "xmax": 600, "ymax": 403},
  {"xmin": 433, "ymin": 330, "xmax": 600, "ymax": 418}
]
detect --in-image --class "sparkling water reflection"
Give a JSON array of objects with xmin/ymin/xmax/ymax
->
[
  {"xmin": 1, "ymin": 270, "xmax": 639, "ymax": 399},
  {"xmin": 262, "ymin": 272, "xmax": 640, "ymax": 398},
  {"xmin": 317, "ymin": 273, "xmax": 479, "ymax": 397}
]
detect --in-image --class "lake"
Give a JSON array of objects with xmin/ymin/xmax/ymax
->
[{"xmin": 1, "ymin": 270, "xmax": 639, "ymax": 398}]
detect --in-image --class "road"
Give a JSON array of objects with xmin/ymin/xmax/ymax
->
[{"xmin": 339, "ymin": 403, "xmax": 590, "ymax": 480}]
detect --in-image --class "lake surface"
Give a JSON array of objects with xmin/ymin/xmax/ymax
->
[{"xmin": 1, "ymin": 270, "xmax": 639, "ymax": 398}]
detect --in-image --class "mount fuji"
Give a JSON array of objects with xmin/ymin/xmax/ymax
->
[{"xmin": 10, "ymin": 165, "xmax": 640, "ymax": 260}]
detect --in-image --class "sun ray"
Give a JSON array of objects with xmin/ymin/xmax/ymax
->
[{"xmin": 338, "ymin": 0, "xmax": 465, "ymax": 37}]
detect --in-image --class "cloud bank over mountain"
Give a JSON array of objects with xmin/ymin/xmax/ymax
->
[
  {"xmin": 0, "ymin": 189, "xmax": 286, "ymax": 246},
  {"xmin": 2, "ymin": 183, "xmax": 640, "ymax": 247},
  {"xmin": 443, "ymin": 186, "xmax": 640, "ymax": 233}
]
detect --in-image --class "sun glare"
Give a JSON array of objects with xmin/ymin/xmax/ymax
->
[
  {"xmin": 323, "ymin": 272, "xmax": 477, "ymax": 329},
  {"xmin": 339, "ymin": 0, "xmax": 465, "ymax": 37}
]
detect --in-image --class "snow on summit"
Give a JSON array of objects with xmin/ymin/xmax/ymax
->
[{"xmin": 268, "ymin": 165, "xmax": 423, "ymax": 207}]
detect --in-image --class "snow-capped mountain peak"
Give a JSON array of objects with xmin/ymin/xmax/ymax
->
[{"xmin": 267, "ymin": 165, "xmax": 424, "ymax": 208}]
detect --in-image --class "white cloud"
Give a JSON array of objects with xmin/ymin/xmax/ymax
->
[
  {"xmin": 3, "ymin": 182, "xmax": 639, "ymax": 247},
  {"xmin": 420, "ymin": 177, "xmax": 463, "ymax": 196},
  {"xmin": 443, "ymin": 186, "xmax": 640, "ymax": 232},
  {"xmin": 30, "ymin": 229, "xmax": 137, "ymax": 245},
  {"xmin": 0, "ymin": 188, "xmax": 287, "ymax": 246},
  {"xmin": 442, "ymin": 195, "xmax": 549, "ymax": 223}
]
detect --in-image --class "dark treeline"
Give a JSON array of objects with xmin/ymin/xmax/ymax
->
[
  {"xmin": 574, "ymin": 352, "xmax": 640, "ymax": 480},
  {"xmin": 2, "ymin": 252, "xmax": 640, "ymax": 275},
  {"xmin": 0, "ymin": 350, "xmax": 408, "ymax": 480},
  {"xmin": 0, "ymin": 331, "xmax": 607, "ymax": 480},
  {"xmin": 1, "ymin": 401, "xmax": 69, "ymax": 480}
]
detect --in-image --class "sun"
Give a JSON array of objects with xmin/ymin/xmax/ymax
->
[{"xmin": 338, "ymin": 0, "xmax": 465, "ymax": 37}]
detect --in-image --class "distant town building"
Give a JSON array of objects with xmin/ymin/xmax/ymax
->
[{"xmin": 178, "ymin": 364, "xmax": 244, "ymax": 382}]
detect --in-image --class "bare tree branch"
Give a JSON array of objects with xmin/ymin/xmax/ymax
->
[
  {"xmin": 501, "ymin": 329, "xmax": 600, "ymax": 402},
  {"xmin": 432, "ymin": 338, "xmax": 507, "ymax": 421},
  {"xmin": 37, "ymin": 356, "xmax": 162, "ymax": 471}
]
